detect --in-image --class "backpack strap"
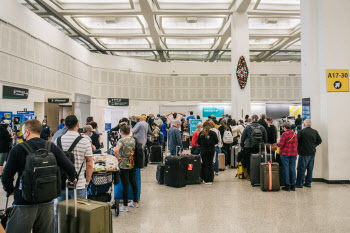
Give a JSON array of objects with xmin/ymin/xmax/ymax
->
[
  {"xmin": 45, "ymin": 141, "xmax": 52, "ymax": 152},
  {"xmin": 57, "ymin": 136, "xmax": 63, "ymax": 149},
  {"xmin": 68, "ymin": 136, "xmax": 83, "ymax": 153},
  {"xmin": 19, "ymin": 142, "xmax": 34, "ymax": 154}
]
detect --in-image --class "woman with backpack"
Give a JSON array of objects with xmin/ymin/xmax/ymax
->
[
  {"xmin": 218, "ymin": 120, "xmax": 233, "ymax": 167},
  {"xmin": 277, "ymin": 122, "xmax": 298, "ymax": 192},
  {"xmin": 197, "ymin": 122, "xmax": 218, "ymax": 184},
  {"xmin": 114, "ymin": 124, "xmax": 139, "ymax": 212}
]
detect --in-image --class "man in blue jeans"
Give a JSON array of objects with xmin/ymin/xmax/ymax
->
[{"xmin": 296, "ymin": 119, "xmax": 322, "ymax": 188}]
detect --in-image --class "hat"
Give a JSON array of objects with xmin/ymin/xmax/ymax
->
[
  {"xmin": 140, "ymin": 115, "xmax": 147, "ymax": 120},
  {"xmin": 1, "ymin": 120, "xmax": 10, "ymax": 125},
  {"xmin": 83, "ymin": 125, "xmax": 93, "ymax": 133}
]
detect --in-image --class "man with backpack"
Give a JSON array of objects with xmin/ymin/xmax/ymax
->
[
  {"xmin": 240, "ymin": 115, "xmax": 267, "ymax": 174},
  {"xmin": 1, "ymin": 119, "xmax": 76, "ymax": 233}
]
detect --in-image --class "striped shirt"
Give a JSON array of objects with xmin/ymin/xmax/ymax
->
[{"xmin": 56, "ymin": 131, "xmax": 93, "ymax": 189}]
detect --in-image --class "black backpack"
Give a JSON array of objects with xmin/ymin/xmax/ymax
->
[
  {"xmin": 19, "ymin": 142, "xmax": 61, "ymax": 203},
  {"xmin": 133, "ymin": 138, "xmax": 145, "ymax": 169},
  {"xmin": 57, "ymin": 135, "xmax": 83, "ymax": 189},
  {"xmin": 250, "ymin": 125, "xmax": 264, "ymax": 148}
]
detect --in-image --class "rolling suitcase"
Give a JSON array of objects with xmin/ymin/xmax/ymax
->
[
  {"xmin": 218, "ymin": 153, "xmax": 225, "ymax": 170},
  {"xmin": 231, "ymin": 146, "xmax": 240, "ymax": 168},
  {"xmin": 260, "ymin": 147, "xmax": 280, "ymax": 191},
  {"xmin": 164, "ymin": 155, "xmax": 188, "ymax": 188},
  {"xmin": 185, "ymin": 155, "xmax": 201, "ymax": 185},
  {"xmin": 115, "ymin": 168, "xmax": 141, "ymax": 200},
  {"xmin": 57, "ymin": 185, "xmax": 112, "ymax": 233},
  {"xmin": 250, "ymin": 145, "xmax": 263, "ymax": 187},
  {"xmin": 236, "ymin": 162, "xmax": 248, "ymax": 179},
  {"xmin": 156, "ymin": 164, "xmax": 165, "ymax": 184},
  {"xmin": 150, "ymin": 145, "xmax": 163, "ymax": 163}
]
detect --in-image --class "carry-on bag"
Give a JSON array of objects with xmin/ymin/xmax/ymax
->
[
  {"xmin": 250, "ymin": 145, "xmax": 264, "ymax": 186},
  {"xmin": 218, "ymin": 153, "xmax": 225, "ymax": 170},
  {"xmin": 115, "ymin": 168, "xmax": 141, "ymax": 200},
  {"xmin": 0, "ymin": 194, "xmax": 12, "ymax": 230},
  {"xmin": 260, "ymin": 147, "xmax": 280, "ymax": 191},
  {"xmin": 231, "ymin": 146, "xmax": 240, "ymax": 168},
  {"xmin": 164, "ymin": 155, "xmax": 188, "ymax": 188},
  {"xmin": 150, "ymin": 145, "xmax": 163, "ymax": 163},
  {"xmin": 185, "ymin": 155, "xmax": 201, "ymax": 185},
  {"xmin": 57, "ymin": 184, "xmax": 112, "ymax": 233},
  {"xmin": 236, "ymin": 162, "xmax": 248, "ymax": 179},
  {"xmin": 156, "ymin": 164, "xmax": 165, "ymax": 184}
]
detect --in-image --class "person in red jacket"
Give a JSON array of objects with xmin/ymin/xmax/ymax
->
[
  {"xmin": 191, "ymin": 122, "xmax": 202, "ymax": 147},
  {"xmin": 277, "ymin": 122, "xmax": 298, "ymax": 191}
]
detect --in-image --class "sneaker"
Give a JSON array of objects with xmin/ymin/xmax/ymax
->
[
  {"xmin": 204, "ymin": 182, "xmax": 213, "ymax": 185},
  {"xmin": 295, "ymin": 185, "xmax": 303, "ymax": 188},
  {"xmin": 215, "ymin": 173, "xmax": 219, "ymax": 176},
  {"xmin": 304, "ymin": 184, "xmax": 311, "ymax": 188},
  {"xmin": 128, "ymin": 201, "xmax": 139, "ymax": 208},
  {"xmin": 119, "ymin": 206, "xmax": 129, "ymax": 212}
]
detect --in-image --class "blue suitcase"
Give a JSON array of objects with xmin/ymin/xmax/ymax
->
[{"xmin": 114, "ymin": 168, "xmax": 141, "ymax": 200}]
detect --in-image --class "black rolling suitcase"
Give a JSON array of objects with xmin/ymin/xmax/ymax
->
[
  {"xmin": 250, "ymin": 145, "xmax": 263, "ymax": 187},
  {"xmin": 260, "ymin": 148, "xmax": 280, "ymax": 191},
  {"xmin": 164, "ymin": 155, "xmax": 188, "ymax": 188},
  {"xmin": 156, "ymin": 164, "xmax": 165, "ymax": 184},
  {"xmin": 185, "ymin": 155, "xmax": 201, "ymax": 185},
  {"xmin": 150, "ymin": 144, "xmax": 163, "ymax": 163}
]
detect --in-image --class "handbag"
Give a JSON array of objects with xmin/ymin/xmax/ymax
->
[{"xmin": 276, "ymin": 133, "xmax": 296, "ymax": 154}]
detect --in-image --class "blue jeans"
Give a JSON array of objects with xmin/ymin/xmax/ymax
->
[
  {"xmin": 214, "ymin": 147, "xmax": 220, "ymax": 173},
  {"xmin": 296, "ymin": 156, "xmax": 315, "ymax": 186},
  {"xmin": 55, "ymin": 186, "xmax": 87, "ymax": 233},
  {"xmin": 280, "ymin": 155, "xmax": 297, "ymax": 185},
  {"xmin": 297, "ymin": 125, "xmax": 302, "ymax": 131}
]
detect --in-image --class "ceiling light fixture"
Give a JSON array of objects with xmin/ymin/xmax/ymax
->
[
  {"xmin": 105, "ymin": 17, "xmax": 117, "ymax": 24},
  {"xmin": 265, "ymin": 18, "xmax": 278, "ymax": 24},
  {"xmin": 186, "ymin": 17, "xmax": 198, "ymax": 23}
]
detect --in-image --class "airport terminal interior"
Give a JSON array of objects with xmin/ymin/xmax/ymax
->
[{"xmin": 1, "ymin": 0, "xmax": 350, "ymax": 232}]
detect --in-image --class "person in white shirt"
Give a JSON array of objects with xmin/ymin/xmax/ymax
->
[
  {"xmin": 165, "ymin": 112, "xmax": 185, "ymax": 130},
  {"xmin": 209, "ymin": 121, "xmax": 222, "ymax": 176}
]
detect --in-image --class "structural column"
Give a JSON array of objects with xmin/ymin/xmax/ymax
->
[
  {"xmin": 231, "ymin": 12, "xmax": 251, "ymax": 120},
  {"xmin": 301, "ymin": 0, "xmax": 350, "ymax": 181}
]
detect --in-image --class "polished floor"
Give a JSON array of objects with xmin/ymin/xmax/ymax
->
[{"xmin": 1, "ymin": 165, "xmax": 350, "ymax": 233}]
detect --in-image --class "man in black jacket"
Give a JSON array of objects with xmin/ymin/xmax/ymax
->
[
  {"xmin": 296, "ymin": 119, "xmax": 322, "ymax": 188},
  {"xmin": 1, "ymin": 119, "xmax": 76, "ymax": 233},
  {"xmin": 258, "ymin": 114, "xmax": 268, "ymax": 129}
]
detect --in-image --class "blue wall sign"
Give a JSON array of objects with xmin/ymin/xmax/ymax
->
[
  {"xmin": 302, "ymin": 98, "xmax": 311, "ymax": 120},
  {"xmin": 0, "ymin": 112, "xmax": 13, "ymax": 127},
  {"xmin": 105, "ymin": 123, "xmax": 112, "ymax": 131},
  {"xmin": 202, "ymin": 107, "xmax": 225, "ymax": 118},
  {"xmin": 189, "ymin": 119, "xmax": 202, "ymax": 136}
]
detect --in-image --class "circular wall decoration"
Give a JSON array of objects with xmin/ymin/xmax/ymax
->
[{"xmin": 236, "ymin": 56, "xmax": 249, "ymax": 89}]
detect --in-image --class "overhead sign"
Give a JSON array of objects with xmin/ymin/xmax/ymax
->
[
  {"xmin": 17, "ymin": 111, "xmax": 34, "ymax": 115},
  {"xmin": 48, "ymin": 98, "xmax": 69, "ymax": 104},
  {"xmin": 189, "ymin": 119, "xmax": 202, "ymax": 136},
  {"xmin": 302, "ymin": 98, "xmax": 311, "ymax": 120},
  {"xmin": 108, "ymin": 98, "xmax": 129, "ymax": 106},
  {"xmin": 327, "ymin": 69, "xmax": 349, "ymax": 92},
  {"xmin": 2, "ymin": 85, "xmax": 29, "ymax": 99},
  {"xmin": 202, "ymin": 107, "xmax": 224, "ymax": 118}
]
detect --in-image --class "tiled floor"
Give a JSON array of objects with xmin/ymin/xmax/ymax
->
[{"xmin": 1, "ymin": 165, "xmax": 350, "ymax": 233}]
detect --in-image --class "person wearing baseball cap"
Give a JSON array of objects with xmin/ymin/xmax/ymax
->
[
  {"xmin": 81, "ymin": 125, "xmax": 96, "ymax": 153},
  {"xmin": 0, "ymin": 120, "xmax": 14, "ymax": 176}
]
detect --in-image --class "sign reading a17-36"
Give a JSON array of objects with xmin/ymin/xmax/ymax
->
[{"xmin": 327, "ymin": 69, "xmax": 349, "ymax": 92}]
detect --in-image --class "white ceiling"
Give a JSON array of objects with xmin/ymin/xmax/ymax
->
[{"xmin": 17, "ymin": 0, "xmax": 301, "ymax": 62}]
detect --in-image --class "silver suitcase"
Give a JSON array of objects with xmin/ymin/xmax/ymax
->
[{"xmin": 230, "ymin": 146, "xmax": 240, "ymax": 168}]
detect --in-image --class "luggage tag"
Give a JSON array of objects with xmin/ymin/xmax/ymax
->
[{"xmin": 188, "ymin": 164, "xmax": 193, "ymax": 171}]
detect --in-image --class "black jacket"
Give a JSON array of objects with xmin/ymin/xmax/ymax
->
[
  {"xmin": 240, "ymin": 122, "xmax": 267, "ymax": 148},
  {"xmin": 0, "ymin": 126, "xmax": 11, "ymax": 153},
  {"xmin": 297, "ymin": 127, "xmax": 322, "ymax": 156},
  {"xmin": 197, "ymin": 131, "xmax": 218, "ymax": 149},
  {"xmin": 91, "ymin": 132, "xmax": 100, "ymax": 149},
  {"xmin": 258, "ymin": 119, "xmax": 268, "ymax": 129},
  {"xmin": 266, "ymin": 125, "xmax": 277, "ymax": 144},
  {"xmin": 1, "ymin": 138, "xmax": 76, "ymax": 205},
  {"xmin": 295, "ymin": 117, "xmax": 302, "ymax": 126}
]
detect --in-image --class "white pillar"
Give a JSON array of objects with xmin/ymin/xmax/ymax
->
[
  {"xmin": 231, "ymin": 12, "xmax": 251, "ymax": 120},
  {"xmin": 301, "ymin": 0, "xmax": 350, "ymax": 181}
]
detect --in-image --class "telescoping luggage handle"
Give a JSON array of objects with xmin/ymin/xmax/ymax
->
[
  {"xmin": 66, "ymin": 182, "xmax": 78, "ymax": 233},
  {"xmin": 264, "ymin": 144, "xmax": 273, "ymax": 191}
]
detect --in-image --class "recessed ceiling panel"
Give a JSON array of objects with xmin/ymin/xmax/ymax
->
[
  {"xmin": 97, "ymin": 37, "xmax": 154, "ymax": 49},
  {"xmin": 155, "ymin": 0, "xmax": 234, "ymax": 10},
  {"xmin": 249, "ymin": 18, "xmax": 300, "ymax": 30},
  {"xmin": 164, "ymin": 38, "xmax": 217, "ymax": 49}
]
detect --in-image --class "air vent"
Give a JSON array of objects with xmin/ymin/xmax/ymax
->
[
  {"xmin": 186, "ymin": 17, "xmax": 198, "ymax": 23},
  {"xmin": 289, "ymin": 74, "xmax": 296, "ymax": 76},
  {"xmin": 265, "ymin": 18, "xmax": 278, "ymax": 24},
  {"xmin": 200, "ymin": 74, "xmax": 208, "ymax": 76},
  {"xmin": 171, "ymin": 74, "xmax": 178, "ymax": 77},
  {"xmin": 105, "ymin": 17, "xmax": 117, "ymax": 24}
]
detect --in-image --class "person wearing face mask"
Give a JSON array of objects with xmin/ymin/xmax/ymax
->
[
  {"xmin": 81, "ymin": 125, "xmax": 96, "ymax": 153},
  {"xmin": 40, "ymin": 119, "xmax": 51, "ymax": 141},
  {"xmin": 165, "ymin": 112, "xmax": 185, "ymax": 131},
  {"xmin": 90, "ymin": 122, "xmax": 101, "ymax": 152},
  {"xmin": 191, "ymin": 123, "xmax": 202, "ymax": 155},
  {"xmin": 151, "ymin": 123, "xmax": 160, "ymax": 143},
  {"xmin": 114, "ymin": 124, "xmax": 139, "ymax": 212},
  {"xmin": 147, "ymin": 114, "xmax": 155, "ymax": 128}
]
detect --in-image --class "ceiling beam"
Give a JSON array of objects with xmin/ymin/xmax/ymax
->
[
  {"xmin": 139, "ymin": 0, "xmax": 166, "ymax": 62},
  {"xmin": 208, "ymin": 22, "xmax": 231, "ymax": 62},
  {"xmin": 33, "ymin": 0, "xmax": 106, "ymax": 54},
  {"xmin": 236, "ymin": 0, "xmax": 252, "ymax": 12}
]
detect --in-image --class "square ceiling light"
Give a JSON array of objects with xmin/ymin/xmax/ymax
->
[
  {"xmin": 155, "ymin": 0, "xmax": 234, "ymax": 10},
  {"xmin": 160, "ymin": 16, "xmax": 227, "ymax": 34},
  {"xmin": 98, "ymin": 38, "xmax": 154, "ymax": 49},
  {"xmin": 74, "ymin": 16, "xmax": 147, "ymax": 34},
  {"xmin": 164, "ymin": 38, "xmax": 217, "ymax": 49},
  {"xmin": 249, "ymin": 18, "xmax": 300, "ymax": 30}
]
